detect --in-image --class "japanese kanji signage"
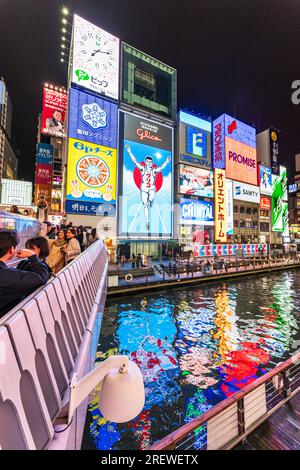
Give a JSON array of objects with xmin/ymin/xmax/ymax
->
[
  {"xmin": 41, "ymin": 86, "xmax": 68, "ymax": 137},
  {"xmin": 214, "ymin": 168, "xmax": 227, "ymax": 243},
  {"xmin": 66, "ymin": 138, "xmax": 117, "ymax": 210}
]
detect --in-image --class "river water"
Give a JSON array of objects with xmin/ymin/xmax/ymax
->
[{"xmin": 82, "ymin": 269, "xmax": 300, "ymax": 450}]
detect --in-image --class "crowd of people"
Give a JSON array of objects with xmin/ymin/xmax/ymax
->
[{"xmin": 0, "ymin": 221, "xmax": 99, "ymax": 318}]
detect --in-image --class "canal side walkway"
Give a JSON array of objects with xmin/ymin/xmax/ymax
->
[
  {"xmin": 108, "ymin": 257, "xmax": 300, "ymax": 296},
  {"xmin": 235, "ymin": 392, "xmax": 300, "ymax": 450}
]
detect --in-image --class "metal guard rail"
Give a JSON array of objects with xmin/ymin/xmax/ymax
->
[
  {"xmin": 148, "ymin": 350, "xmax": 300, "ymax": 451},
  {"xmin": 0, "ymin": 240, "xmax": 108, "ymax": 450}
]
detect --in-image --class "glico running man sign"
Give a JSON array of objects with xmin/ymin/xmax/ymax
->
[{"xmin": 118, "ymin": 111, "xmax": 173, "ymax": 238}]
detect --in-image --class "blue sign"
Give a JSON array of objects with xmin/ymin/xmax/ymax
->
[
  {"xmin": 66, "ymin": 199, "xmax": 116, "ymax": 216},
  {"xmin": 213, "ymin": 115, "xmax": 225, "ymax": 169},
  {"xmin": 186, "ymin": 127, "xmax": 207, "ymax": 158},
  {"xmin": 36, "ymin": 143, "xmax": 53, "ymax": 165},
  {"xmin": 224, "ymin": 114, "xmax": 256, "ymax": 148},
  {"xmin": 179, "ymin": 111, "xmax": 212, "ymax": 132},
  {"xmin": 68, "ymin": 87, "xmax": 118, "ymax": 148},
  {"xmin": 180, "ymin": 198, "xmax": 214, "ymax": 225}
]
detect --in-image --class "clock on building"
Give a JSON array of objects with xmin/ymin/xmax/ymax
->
[{"xmin": 72, "ymin": 15, "xmax": 120, "ymax": 100}]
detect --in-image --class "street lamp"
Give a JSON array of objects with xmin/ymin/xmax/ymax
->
[
  {"xmin": 68, "ymin": 355, "xmax": 145, "ymax": 424},
  {"xmin": 62, "ymin": 7, "xmax": 69, "ymax": 16}
]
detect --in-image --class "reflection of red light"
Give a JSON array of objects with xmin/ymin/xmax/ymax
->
[
  {"xmin": 133, "ymin": 163, "xmax": 163, "ymax": 191},
  {"xmin": 220, "ymin": 341, "xmax": 270, "ymax": 396},
  {"xmin": 127, "ymin": 409, "xmax": 151, "ymax": 449}
]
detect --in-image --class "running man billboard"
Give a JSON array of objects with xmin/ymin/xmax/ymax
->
[{"xmin": 118, "ymin": 111, "xmax": 173, "ymax": 238}]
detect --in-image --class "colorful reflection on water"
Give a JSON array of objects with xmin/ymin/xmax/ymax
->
[{"xmin": 81, "ymin": 270, "xmax": 300, "ymax": 450}]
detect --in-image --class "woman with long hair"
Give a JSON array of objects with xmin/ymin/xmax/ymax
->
[
  {"xmin": 63, "ymin": 227, "xmax": 81, "ymax": 265},
  {"xmin": 48, "ymin": 229, "xmax": 68, "ymax": 274}
]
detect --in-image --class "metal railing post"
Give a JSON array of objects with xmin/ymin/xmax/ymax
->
[
  {"xmin": 282, "ymin": 370, "xmax": 291, "ymax": 398},
  {"xmin": 237, "ymin": 398, "xmax": 245, "ymax": 435}
]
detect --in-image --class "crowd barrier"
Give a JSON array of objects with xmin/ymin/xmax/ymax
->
[{"xmin": 0, "ymin": 240, "xmax": 108, "ymax": 450}]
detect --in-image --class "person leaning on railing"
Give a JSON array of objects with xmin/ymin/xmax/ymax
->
[
  {"xmin": 48, "ymin": 229, "xmax": 68, "ymax": 274},
  {"xmin": 0, "ymin": 229, "xmax": 49, "ymax": 318}
]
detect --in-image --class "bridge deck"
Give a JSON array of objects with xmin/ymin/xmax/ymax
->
[{"xmin": 235, "ymin": 392, "xmax": 300, "ymax": 450}]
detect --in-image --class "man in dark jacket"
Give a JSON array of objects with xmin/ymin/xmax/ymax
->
[{"xmin": 0, "ymin": 230, "xmax": 49, "ymax": 318}]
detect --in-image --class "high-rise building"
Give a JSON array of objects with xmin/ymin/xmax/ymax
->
[{"xmin": 0, "ymin": 78, "xmax": 18, "ymax": 180}]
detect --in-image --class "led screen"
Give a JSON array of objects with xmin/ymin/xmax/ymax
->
[
  {"xmin": 225, "ymin": 137, "xmax": 257, "ymax": 185},
  {"xmin": 179, "ymin": 165, "xmax": 213, "ymax": 198},
  {"xmin": 68, "ymin": 87, "xmax": 118, "ymax": 148},
  {"xmin": 180, "ymin": 198, "xmax": 214, "ymax": 225},
  {"xmin": 118, "ymin": 112, "xmax": 173, "ymax": 238},
  {"xmin": 66, "ymin": 138, "xmax": 117, "ymax": 211},
  {"xmin": 41, "ymin": 86, "xmax": 68, "ymax": 137},
  {"xmin": 259, "ymin": 165, "xmax": 272, "ymax": 196},
  {"xmin": 72, "ymin": 14, "xmax": 119, "ymax": 100}
]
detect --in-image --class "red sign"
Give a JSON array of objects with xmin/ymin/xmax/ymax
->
[
  {"xmin": 35, "ymin": 163, "xmax": 52, "ymax": 185},
  {"xmin": 260, "ymin": 197, "xmax": 271, "ymax": 210},
  {"xmin": 41, "ymin": 86, "xmax": 68, "ymax": 137}
]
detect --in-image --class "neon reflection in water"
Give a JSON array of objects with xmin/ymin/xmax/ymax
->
[{"xmin": 82, "ymin": 271, "xmax": 300, "ymax": 450}]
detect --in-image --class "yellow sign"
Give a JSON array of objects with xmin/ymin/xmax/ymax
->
[
  {"xmin": 66, "ymin": 138, "xmax": 117, "ymax": 204},
  {"xmin": 214, "ymin": 169, "xmax": 227, "ymax": 243}
]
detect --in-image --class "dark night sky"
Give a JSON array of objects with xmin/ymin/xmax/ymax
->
[{"xmin": 1, "ymin": 0, "xmax": 300, "ymax": 182}]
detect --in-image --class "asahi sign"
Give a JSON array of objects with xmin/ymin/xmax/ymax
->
[{"xmin": 233, "ymin": 181, "xmax": 260, "ymax": 203}]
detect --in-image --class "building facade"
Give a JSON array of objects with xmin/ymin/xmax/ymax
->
[{"xmin": 0, "ymin": 78, "xmax": 18, "ymax": 180}]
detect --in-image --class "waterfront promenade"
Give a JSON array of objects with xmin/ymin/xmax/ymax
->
[{"xmin": 108, "ymin": 255, "xmax": 300, "ymax": 295}]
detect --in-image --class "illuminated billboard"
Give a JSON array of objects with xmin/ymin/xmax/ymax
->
[
  {"xmin": 269, "ymin": 128, "xmax": 280, "ymax": 175},
  {"xmin": 66, "ymin": 138, "xmax": 117, "ymax": 210},
  {"xmin": 35, "ymin": 163, "xmax": 52, "ymax": 185},
  {"xmin": 224, "ymin": 114, "xmax": 256, "ymax": 147},
  {"xmin": 260, "ymin": 197, "xmax": 271, "ymax": 210},
  {"xmin": 36, "ymin": 143, "xmax": 53, "ymax": 165},
  {"xmin": 121, "ymin": 43, "xmax": 177, "ymax": 120},
  {"xmin": 271, "ymin": 174, "xmax": 283, "ymax": 231},
  {"xmin": 72, "ymin": 14, "xmax": 120, "ymax": 100},
  {"xmin": 214, "ymin": 168, "xmax": 227, "ymax": 243},
  {"xmin": 180, "ymin": 198, "xmax": 213, "ymax": 225},
  {"xmin": 213, "ymin": 115, "xmax": 225, "ymax": 169},
  {"xmin": 179, "ymin": 165, "xmax": 213, "ymax": 197},
  {"xmin": 289, "ymin": 184, "xmax": 297, "ymax": 193},
  {"xmin": 225, "ymin": 137, "xmax": 257, "ymax": 185},
  {"xmin": 226, "ymin": 180, "xmax": 233, "ymax": 235},
  {"xmin": 118, "ymin": 111, "xmax": 173, "ymax": 238},
  {"xmin": 41, "ymin": 86, "xmax": 68, "ymax": 137},
  {"xmin": 259, "ymin": 165, "xmax": 272, "ymax": 195},
  {"xmin": 179, "ymin": 111, "xmax": 212, "ymax": 169},
  {"xmin": 68, "ymin": 87, "xmax": 118, "ymax": 148},
  {"xmin": 280, "ymin": 165, "xmax": 288, "ymax": 201},
  {"xmin": 232, "ymin": 181, "xmax": 260, "ymax": 203}
]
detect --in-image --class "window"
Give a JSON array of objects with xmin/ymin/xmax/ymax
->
[
  {"xmin": 234, "ymin": 220, "xmax": 239, "ymax": 227},
  {"xmin": 260, "ymin": 222, "xmax": 269, "ymax": 232},
  {"xmin": 246, "ymin": 207, "xmax": 252, "ymax": 214},
  {"xmin": 240, "ymin": 206, "xmax": 245, "ymax": 214},
  {"xmin": 240, "ymin": 220, "xmax": 245, "ymax": 228},
  {"xmin": 233, "ymin": 206, "xmax": 238, "ymax": 213}
]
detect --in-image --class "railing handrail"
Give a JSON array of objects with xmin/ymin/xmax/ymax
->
[
  {"xmin": 148, "ymin": 349, "xmax": 300, "ymax": 450},
  {"xmin": 0, "ymin": 240, "xmax": 105, "ymax": 326}
]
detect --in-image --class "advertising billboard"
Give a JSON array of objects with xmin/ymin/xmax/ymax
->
[
  {"xmin": 280, "ymin": 165, "xmax": 288, "ymax": 201},
  {"xmin": 226, "ymin": 179, "xmax": 233, "ymax": 235},
  {"xmin": 179, "ymin": 165, "xmax": 213, "ymax": 197},
  {"xmin": 271, "ymin": 174, "xmax": 283, "ymax": 231},
  {"xmin": 118, "ymin": 112, "xmax": 173, "ymax": 238},
  {"xmin": 179, "ymin": 112, "xmax": 212, "ymax": 169},
  {"xmin": 72, "ymin": 15, "xmax": 119, "ymax": 100},
  {"xmin": 260, "ymin": 197, "xmax": 271, "ymax": 210},
  {"xmin": 224, "ymin": 114, "xmax": 256, "ymax": 147},
  {"xmin": 36, "ymin": 143, "xmax": 53, "ymax": 165},
  {"xmin": 41, "ymin": 86, "xmax": 68, "ymax": 137},
  {"xmin": 214, "ymin": 168, "xmax": 227, "ymax": 243},
  {"xmin": 269, "ymin": 128, "xmax": 280, "ymax": 175},
  {"xmin": 193, "ymin": 243, "xmax": 267, "ymax": 258},
  {"xmin": 180, "ymin": 198, "xmax": 214, "ymax": 225},
  {"xmin": 232, "ymin": 181, "xmax": 260, "ymax": 203},
  {"xmin": 35, "ymin": 163, "xmax": 52, "ymax": 185},
  {"xmin": 259, "ymin": 165, "xmax": 272, "ymax": 195},
  {"xmin": 66, "ymin": 138, "xmax": 117, "ymax": 208},
  {"xmin": 122, "ymin": 43, "xmax": 177, "ymax": 120},
  {"xmin": 213, "ymin": 115, "xmax": 225, "ymax": 169},
  {"xmin": 289, "ymin": 184, "xmax": 297, "ymax": 193},
  {"xmin": 68, "ymin": 87, "xmax": 118, "ymax": 148},
  {"xmin": 225, "ymin": 137, "xmax": 257, "ymax": 185}
]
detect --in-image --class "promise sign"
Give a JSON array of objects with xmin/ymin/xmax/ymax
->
[{"xmin": 214, "ymin": 168, "xmax": 227, "ymax": 243}]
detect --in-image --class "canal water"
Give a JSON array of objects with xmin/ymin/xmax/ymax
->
[{"xmin": 81, "ymin": 270, "xmax": 300, "ymax": 450}]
